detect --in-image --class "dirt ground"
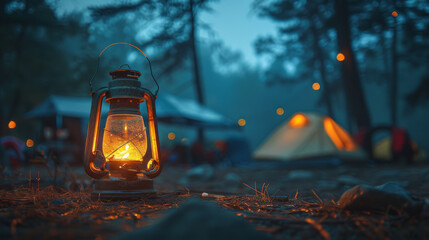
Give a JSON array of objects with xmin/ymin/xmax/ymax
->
[{"xmin": 0, "ymin": 161, "xmax": 428, "ymax": 239}]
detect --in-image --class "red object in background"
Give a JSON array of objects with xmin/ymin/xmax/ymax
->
[
  {"xmin": 391, "ymin": 128, "xmax": 407, "ymax": 153},
  {"xmin": 353, "ymin": 126, "xmax": 414, "ymax": 163},
  {"xmin": 1, "ymin": 136, "xmax": 25, "ymax": 168},
  {"xmin": 353, "ymin": 128, "xmax": 366, "ymax": 146}
]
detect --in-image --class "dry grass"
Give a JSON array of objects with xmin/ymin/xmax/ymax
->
[{"xmin": 1, "ymin": 166, "xmax": 428, "ymax": 240}]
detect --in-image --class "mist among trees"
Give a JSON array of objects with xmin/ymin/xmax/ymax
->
[{"xmin": 1, "ymin": 0, "xmax": 428, "ymax": 150}]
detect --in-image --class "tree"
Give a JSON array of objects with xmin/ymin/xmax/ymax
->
[
  {"xmin": 0, "ymin": 0, "xmax": 92, "ymax": 135},
  {"xmin": 350, "ymin": 0, "xmax": 429, "ymax": 123},
  {"xmin": 254, "ymin": 0, "xmax": 345, "ymax": 119},
  {"xmin": 334, "ymin": 0, "xmax": 371, "ymax": 130},
  {"xmin": 254, "ymin": 0, "xmax": 373, "ymax": 130},
  {"xmin": 91, "ymin": 0, "xmax": 216, "ymax": 143}
]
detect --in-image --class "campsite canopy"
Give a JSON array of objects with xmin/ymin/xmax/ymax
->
[
  {"xmin": 253, "ymin": 113, "xmax": 367, "ymax": 161},
  {"xmin": 24, "ymin": 94, "xmax": 236, "ymax": 129}
]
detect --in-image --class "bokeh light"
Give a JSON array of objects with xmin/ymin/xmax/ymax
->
[
  {"xmin": 168, "ymin": 132, "xmax": 175, "ymax": 140},
  {"xmin": 392, "ymin": 11, "xmax": 398, "ymax": 17},
  {"xmin": 336, "ymin": 53, "xmax": 345, "ymax": 61},
  {"xmin": 8, "ymin": 121, "xmax": 16, "ymax": 129},
  {"xmin": 238, "ymin": 119, "xmax": 246, "ymax": 127},
  {"xmin": 26, "ymin": 139, "xmax": 34, "ymax": 147},
  {"xmin": 312, "ymin": 82, "xmax": 321, "ymax": 91},
  {"xmin": 276, "ymin": 107, "xmax": 285, "ymax": 116}
]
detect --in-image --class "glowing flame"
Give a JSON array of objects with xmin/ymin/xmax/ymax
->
[{"xmin": 116, "ymin": 144, "xmax": 131, "ymax": 160}]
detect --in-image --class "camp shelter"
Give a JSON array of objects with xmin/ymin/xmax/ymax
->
[
  {"xmin": 374, "ymin": 137, "xmax": 427, "ymax": 162},
  {"xmin": 253, "ymin": 113, "xmax": 367, "ymax": 162}
]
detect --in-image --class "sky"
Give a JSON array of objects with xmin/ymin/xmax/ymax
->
[{"xmin": 54, "ymin": 0, "xmax": 277, "ymax": 67}]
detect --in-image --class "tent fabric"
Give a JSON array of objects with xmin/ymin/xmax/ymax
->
[
  {"xmin": 253, "ymin": 113, "xmax": 367, "ymax": 161},
  {"xmin": 155, "ymin": 93, "xmax": 235, "ymax": 128},
  {"xmin": 24, "ymin": 94, "xmax": 236, "ymax": 129},
  {"xmin": 374, "ymin": 137, "xmax": 427, "ymax": 162},
  {"xmin": 24, "ymin": 95, "xmax": 108, "ymax": 119}
]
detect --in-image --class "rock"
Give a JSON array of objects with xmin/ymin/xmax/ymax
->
[
  {"xmin": 112, "ymin": 198, "xmax": 272, "ymax": 240},
  {"xmin": 184, "ymin": 164, "xmax": 215, "ymax": 181},
  {"xmin": 317, "ymin": 180, "xmax": 338, "ymax": 190},
  {"xmin": 338, "ymin": 182, "xmax": 426, "ymax": 215},
  {"xmin": 337, "ymin": 175, "xmax": 364, "ymax": 186},
  {"xmin": 224, "ymin": 172, "xmax": 241, "ymax": 183},
  {"xmin": 287, "ymin": 170, "xmax": 314, "ymax": 180}
]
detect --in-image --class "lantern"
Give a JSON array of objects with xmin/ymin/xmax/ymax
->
[{"xmin": 84, "ymin": 43, "xmax": 162, "ymax": 200}]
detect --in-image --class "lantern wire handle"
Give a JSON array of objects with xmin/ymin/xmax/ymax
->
[{"xmin": 89, "ymin": 42, "xmax": 160, "ymax": 97}]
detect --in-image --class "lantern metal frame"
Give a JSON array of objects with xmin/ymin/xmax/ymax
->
[{"xmin": 83, "ymin": 43, "xmax": 162, "ymax": 200}]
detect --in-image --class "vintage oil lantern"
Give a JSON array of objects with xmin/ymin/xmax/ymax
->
[{"xmin": 84, "ymin": 43, "xmax": 162, "ymax": 200}]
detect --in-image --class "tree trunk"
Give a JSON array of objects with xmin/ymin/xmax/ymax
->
[
  {"xmin": 390, "ymin": 0, "xmax": 398, "ymax": 126},
  {"xmin": 334, "ymin": 0, "xmax": 371, "ymax": 130},
  {"xmin": 308, "ymin": 8, "xmax": 334, "ymax": 117},
  {"xmin": 189, "ymin": 0, "xmax": 204, "ymax": 142}
]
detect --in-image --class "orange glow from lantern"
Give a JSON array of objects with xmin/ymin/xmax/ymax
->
[
  {"xmin": 392, "ymin": 11, "xmax": 398, "ymax": 17},
  {"xmin": 8, "ymin": 121, "xmax": 16, "ymax": 129},
  {"xmin": 102, "ymin": 114, "xmax": 148, "ymax": 162},
  {"xmin": 336, "ymin": 53, "xmax": 345, "ymax": 61},
  {"xmin": 276, "ymin": 107, "xmax": 285, "ymax": 115},
  {"xmin": 181, "ymin": 138, "xmax": 187, "ymax": 142},
  {"xmin": 26, "ymin": 139, "xmax": 34, "ymax": 147},
  {"xmin": 289, "ymin": 113, "xmax": 309, "ymax": 128},
  {"xmin": 168, "ymin": 132, "xmax": 176, "ymax": 140},
  {"xmin": 312, "ymin": 82, "xmax": 321, "ymax": 91},
  {"xmin": 238, "ymin": 119, "xmax": 246, "ymax": 127}
]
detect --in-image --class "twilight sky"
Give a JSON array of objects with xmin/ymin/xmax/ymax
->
[{"xmin": 54, "ymin": 0, "xmax": 277, "ymax": 66}]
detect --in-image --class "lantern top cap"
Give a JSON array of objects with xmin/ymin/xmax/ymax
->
[{"xmin": 109, "ymin": 69, "xmax": 142, "ymax": 79}]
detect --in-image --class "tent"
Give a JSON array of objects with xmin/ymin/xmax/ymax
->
[
  {"xmin": 374, "ymin": 137, "xmax": 427, "ymax": 162},
  {"xmin": 253, "ymin": 113, "xmax": 367, "ymax": 161},
  {"xmin": 24, "ymin": 94, "xmax": 236, "ymax": 129},
  {"xmin": 155, "ymin": 93, "xmax": 236, "ymax": 128}
]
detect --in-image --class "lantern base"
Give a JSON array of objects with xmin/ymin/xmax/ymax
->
[{"xmin": 92, "ymin": 177, "xmax": 156, "ymax": 200}]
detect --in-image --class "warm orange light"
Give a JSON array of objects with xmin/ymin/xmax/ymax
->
[
  {"xmin": 168, "ymin": 132, "xmax": 175, "ymax": 140},
  {"xmin": 26, "ymin": 139, "xmax": 34, "ymax": 148},
  {"xmin": 289, "ymin": 113, "xmax": 309, "ymax": 128},
  {"xmin": 276, "ymin": 107, "xmax": 285, "ymax": 116},
  {"xmin": 8, "ymin": 121, "xmax": 16, "ymax": 129},
  {"xmin": 323, "ymin": 117, "xmax": 356, "ymax": 151},
  {"xmin": 336, "ymin": 53, "xmax": 345, "ymax": 61},
  {"xmin": 312, "ymin": 82, "xmax": 321, "ymax": 91},
  {"xmin": 102, "ymin": 114, "xmax": 148, "ymax": 162},
  {"xmin": 392, "ymin": 11, "xmax": 398, "ymax": 17},
  {"xmin": 181, "ymin": 138, "xmax": 187, "ymax": 142},
  {"xmin": 238, "ymin": 119, "xmax": 246, "ymax": 127}
]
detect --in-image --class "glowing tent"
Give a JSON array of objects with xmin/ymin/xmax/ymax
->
[{"xmin": 253, "ymin": 113, "xmax": 367, "ymax": 161}]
